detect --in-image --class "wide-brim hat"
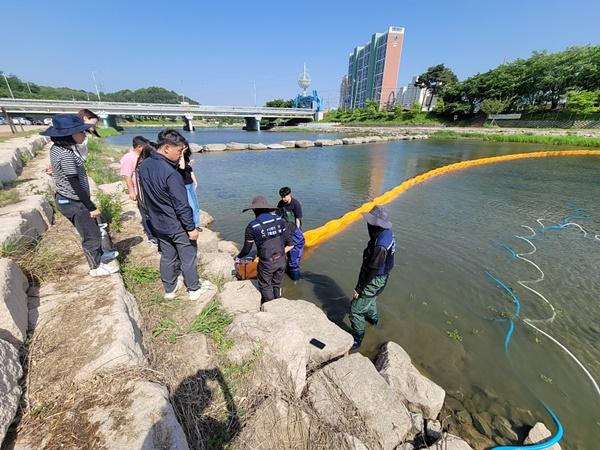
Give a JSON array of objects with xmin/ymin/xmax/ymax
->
[
  {"xmin": 40, "ymin": 114, "xmax": 93, "ymax": 137},
  {"xmin": 242, "ymin": 195, "xmax": 278, "ymax": 212},
  {"xmin": 362, "ymin": 205, "xmax": 392, "ymax": 229}
]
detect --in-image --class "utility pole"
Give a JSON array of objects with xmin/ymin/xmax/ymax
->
[
  {"xmin": 91, "ymin": 71, "xmax": 101, "ymax": 102},
  {"xmin": 2, "ymin": 73, "xmax": 15, "ymax": 99},
  {"xmin": 26, "ymin": 81, "xmax": 32, "ymax": 94}
]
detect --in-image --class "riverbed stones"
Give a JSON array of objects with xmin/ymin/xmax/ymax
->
[
  {"xmin": 228, "ymin": 311, "xmax": 308, "ymax": 396},
  {"xmin": 0, "ymin": 258, "xmax": 29, "ymax": 346},
  {"xmin": 306, "ymin": 353, "xmax": 411, "ymax": 449},
  {"xmin": 472, "ymin": 412, "xmax": 493, "ymax": 437},
  {"xmin": 427, "ymin": 434, "xmax": 474, "ymax": 450},
  {"xmin": 280, "ymin": 140, "xmax": 296, "ymax": 148},
  {"xmin": 189, "ymin": 143, "xmax": 203, "ymax": 153},
  {"xmin": 295, "ymin": 140, "xmax": 314, "ymax": 148},
  {"xmin": 89, "ymin": 380, "xmax": 189, "ymax": 450},
  {"xmin": 261, "ymin": 298, "xmax": 353, "ymax": 367},
  {"xmin": 524, "ymin": 422, "xmax": 561, "ymax": 449},
  {"xmin": 0, "ymin": 339, "xmax": 22, "ymax": 443},
  {"xmin": 375, "ymin": 342, "xmax": 445, "ymax": 420},
  {"xmin": 226, "ymin": 142, "xmax": 248, "ymax": 151},
  {"xmin": 267, "ymin": 143, "xmax": 286, "ymax": 149},
  {"xmin": 248, "ymin": 143, "xmax": 268, "ymax": 150},
  {"xmin": 314, "ymin": 139, "xmax": 335, "ymax": 146},
  {"xmin": 220, "ymin": 280, "xmax": 261, "ymax": 315},
  {"xmin": 493, "ymin": 415, "xmax": 518, "ymax": 442},
  {"xmin": 203, "ymin": 143, "xmax": 227, "ymax": 152}
]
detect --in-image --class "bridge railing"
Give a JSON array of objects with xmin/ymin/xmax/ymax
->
[{"xmin": 0, "ymin": 98, "xmax": 315, "ymax": 118}]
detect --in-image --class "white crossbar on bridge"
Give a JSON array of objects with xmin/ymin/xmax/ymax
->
[{"xmin": 0, "ymin": 98, "xmax": 315, "ymax": 119}]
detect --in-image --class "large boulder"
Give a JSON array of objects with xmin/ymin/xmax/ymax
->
[
  {"xmin": 267, "ymin": 143, "xmax": 286, "ymax": 149},
  {"xmin": 220, "ymin": 280, "xmax": 261, "ymax": 315},
  {"xmin": 89, "ymin": 380, "xmax": 189, "ymax": 450},
  {"xmin": 427, "ymin": 434, "xmax": 474, "ymax": 450},
  {"xmin": 200, "ymin": 252, "xmax": 235, "ymax": 281},
  {"xmin": 295, "ymin": 140, "xmax": 314, "ymax": 148},
  {"xmin": 248, "ymin": 143, "xmax": 268, "ymax": 150},
  {"xmin": 200, "ymin": 210, "xmax": 214, "ymax": 227},
  {"xmin": 306, "ymin": 353, "xmax": 412, "ymax": 449},
  {"xmin": 196, "ymin": 228, "xmax": 220, "ymax": 252},
  {"xmin": 189, "ymin": 143, "xmax": 203, "ymax": 153},
  {"xmin": 226, "ymin": 142, "xmax": 248, "ymax": 151},
  {"xmin": 0, "ymin": 339, "xmax": 22, "ymax": 443},
  {"xmin": 0, "ymin": 195, "xmax": 53, "ymax": 246},
  {"xmin": 0, "ymin": 258, "xmax": 29, "ymax": 346},
  {"xmin": 203, "ymin": 143, "xmax": 227, "ymax": 152},
  {"xmin": 524, "ymin": 422, "xmax": 561, "ymax": 449},
  {"xmin": 262, "ymin": 298, "xmax": 353, "ymax": 367},
  {"xmin": 375, "ymin": 342, "xmax": 445, "ymax": 420},
  {"xmin": 217, "ymin": 240, "xmax": 239, "ymax": 256},
  {"xmin": 228, "ymin": 311, "xmax": 308, "ymax": 396},
  {"xmin": 280, "ymin": 141, "xmax": 296, "ymax": 148}
]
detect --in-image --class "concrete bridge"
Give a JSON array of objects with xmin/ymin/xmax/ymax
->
[{"xmin": 0, "ymin": 98, "xmax": 317, "ymax": 131}]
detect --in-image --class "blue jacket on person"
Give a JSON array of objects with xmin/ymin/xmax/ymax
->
[{"xmin": 137, "ymin": 151, "xmax": 195, "ymax": 235}]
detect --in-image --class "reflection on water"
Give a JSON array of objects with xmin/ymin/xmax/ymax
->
[{"xmin": 161, "ymin": 136, "xmax": 597, "ymax": 448}]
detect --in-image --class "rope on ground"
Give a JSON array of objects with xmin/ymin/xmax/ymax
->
[{"xmin": 303, "ymin": 149, "xmax": 600, "ymax": 248}]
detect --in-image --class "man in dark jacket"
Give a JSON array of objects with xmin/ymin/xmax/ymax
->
[
  {"xmin": 350, "ymin": 205, "xmax": 395, "ymax": 350},
  {"xmin": 277, "ymin": 186, "xmax": 305, "ymax": 281},
  {"xmin": 138, "ymin": 129, "xmax": 210, "ymax": 301},
  {"xmin": 236, "ymin": 196, "xmax": 293, "ymax": 302}
]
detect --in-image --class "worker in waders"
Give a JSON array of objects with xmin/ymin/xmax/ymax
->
[
  {"xmin": 350, "ymin": 205, "xmax": 395, "ymax": 350},
  {"xmin": 236, "ymin": 196, "xmax": 294, "ymax": 302},
  {"xmin": 277, "ymin": 186, "xmax": 305, "ymax": 281}
]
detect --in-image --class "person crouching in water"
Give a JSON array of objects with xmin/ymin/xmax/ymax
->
[
  {"xmin": 236, "ymin": 196, "xmax": 293, "ymax": 302},
  {"xmin": 277, "ymin": 186, "xmax": 305, "ymax": 281},
  {"xmin": 350, "ymin": 205, "xmax": 395, "ymax": 350}
]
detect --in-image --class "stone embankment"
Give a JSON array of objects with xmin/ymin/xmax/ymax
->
[
  {"xmin": 193, "ymin": 134, "xmax": 428, "ymax": 153},
  {"xmin": 0, "ymin": 133, "xmax": 562, "ymax": 449}
]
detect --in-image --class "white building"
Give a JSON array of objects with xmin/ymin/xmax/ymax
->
[{"xmin": 397, "ymin": 76, "xmax": 437, "ymax": 111}]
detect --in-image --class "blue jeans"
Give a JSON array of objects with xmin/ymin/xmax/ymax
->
[{"xmin": 185, "ymin": 183, "xmax": 201, "ymax": 228}]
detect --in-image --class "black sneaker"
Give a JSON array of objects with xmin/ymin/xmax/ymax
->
[
  {"xmin": 351, "ymin": 336, "xmax": 363, "ymax": 350},
  {"xmin": 366, "ymin": 318, "xmax": 379, "ymax": 326}
]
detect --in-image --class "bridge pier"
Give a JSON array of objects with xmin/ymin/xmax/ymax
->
[
  {"xmin": 244, "ymin": 116, "xmax": 261, "ymax": 132},
  {"xmin": 183, "ymin": 115, "xmax": 195, "ymax": 132},
  {"xmin": 100, "ymin": 114, "xmax": 119, "ymax": 129}
]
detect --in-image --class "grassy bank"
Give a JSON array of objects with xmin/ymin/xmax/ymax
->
[
  {"xmin": 85, "ymin": 132, "xmax": 126, "ymax": 184},
  {"xmin": 0, "ymin": 129, "xmax": 42, "ymax": 143},
  {"xmin": 431, "ymin": 131, "xmax": 600, "ymax": 147}
]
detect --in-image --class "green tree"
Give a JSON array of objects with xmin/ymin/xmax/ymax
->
[
  {"xmin": 481, "ymin": 98, "xmax": 511, "ymax": 125},
  {"xmin": 565, "ymin": 90, "xmax": 600, "ymax": 113},
  {"xmin": 415, "ymin": 64, "xmax": 458, "ymax": 110},
  {"xmin": 265, "ymin": 99, "xmax": 294, "ymax": 108}
]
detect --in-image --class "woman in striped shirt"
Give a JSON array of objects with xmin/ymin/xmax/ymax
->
[{"xmin": 42, "ymin": 114, "xmax": 118, "ymax": 277}]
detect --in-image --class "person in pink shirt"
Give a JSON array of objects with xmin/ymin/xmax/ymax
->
[{"xmin": 120, "ymin": 136, "xmax": 156, "ymax": 243}]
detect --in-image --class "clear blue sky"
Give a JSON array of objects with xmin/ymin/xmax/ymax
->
[{"xmin": 2, "ymin": 0, "xmax": 599, "ymax": 107}]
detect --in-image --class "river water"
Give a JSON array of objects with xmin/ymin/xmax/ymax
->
[{"xmin": 108, "ymin": 129, "xmax": 600, "ymax": 448}]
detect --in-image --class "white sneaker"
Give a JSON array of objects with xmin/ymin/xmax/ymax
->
[
  {"xmin": 101, "ymin": 250, "xmax": 119, "ymax": 263},
  {"xmin": 188, "ymin": 280, "xmax": 213, "ymax": 301},
  {"xmin": 164, "ymin": 277, "xmax": 184, "ymax": 300},
  {"xmin": 89, "ymin": 263, "xmax": 119, "ymax": 277}
]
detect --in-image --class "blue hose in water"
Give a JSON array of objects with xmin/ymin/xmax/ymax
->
[{"xmin": 485, "ymin": 271, "xmax": 564, "ymax": 449}]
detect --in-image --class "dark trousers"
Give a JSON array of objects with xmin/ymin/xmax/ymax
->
[
  {"xmin": 287, "ymin": 227, "xmax": 305, "ymax": 281},
  {"xmin": 257, "ymin": 256, "xmax": 286, "ymax": 302},
  {"xmin": 156, "ymin": 231, "xmax": 200, "ymax": 293},
  {"xmin": 56, "ymin": 194, "xmax": 102, "ymax": 269},
  {"xmin": 137, "ymin": 201, "xmax": 156, "ymax": 241}
]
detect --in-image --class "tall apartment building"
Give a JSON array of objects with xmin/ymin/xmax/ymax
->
[
  {"xmin": 339, "ymin": 75, "xmax": 350, "ymax": 110},
  {"xmin": 397, "ymin": 76, "xmax": 437, "ymax": 111},
  {"xmin": 346, "ymin": 26, "xmax": 405, "ymax": 109}
]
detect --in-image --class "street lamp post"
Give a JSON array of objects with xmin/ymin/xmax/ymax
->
[{"xmin": 2, "ymin": 73, "xmax": 15, "ymax": 99}]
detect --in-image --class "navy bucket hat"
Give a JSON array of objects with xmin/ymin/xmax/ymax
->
[
  {"xmin": 40, "ymin": 114, "xmax": 93, "ymax": 137},
  {"xmin": 363, "ymin": 205, "xmax": 393, "ymax": 229}
]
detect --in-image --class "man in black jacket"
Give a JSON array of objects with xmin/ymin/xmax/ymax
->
[{"xmin": 138, "ymin": 129, "xmax": 210, "ymax": 301}]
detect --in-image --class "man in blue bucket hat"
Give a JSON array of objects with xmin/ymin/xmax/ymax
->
[{"xmin": 350, "ymin": 205, "xmax": 396, "ymax": 350}]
